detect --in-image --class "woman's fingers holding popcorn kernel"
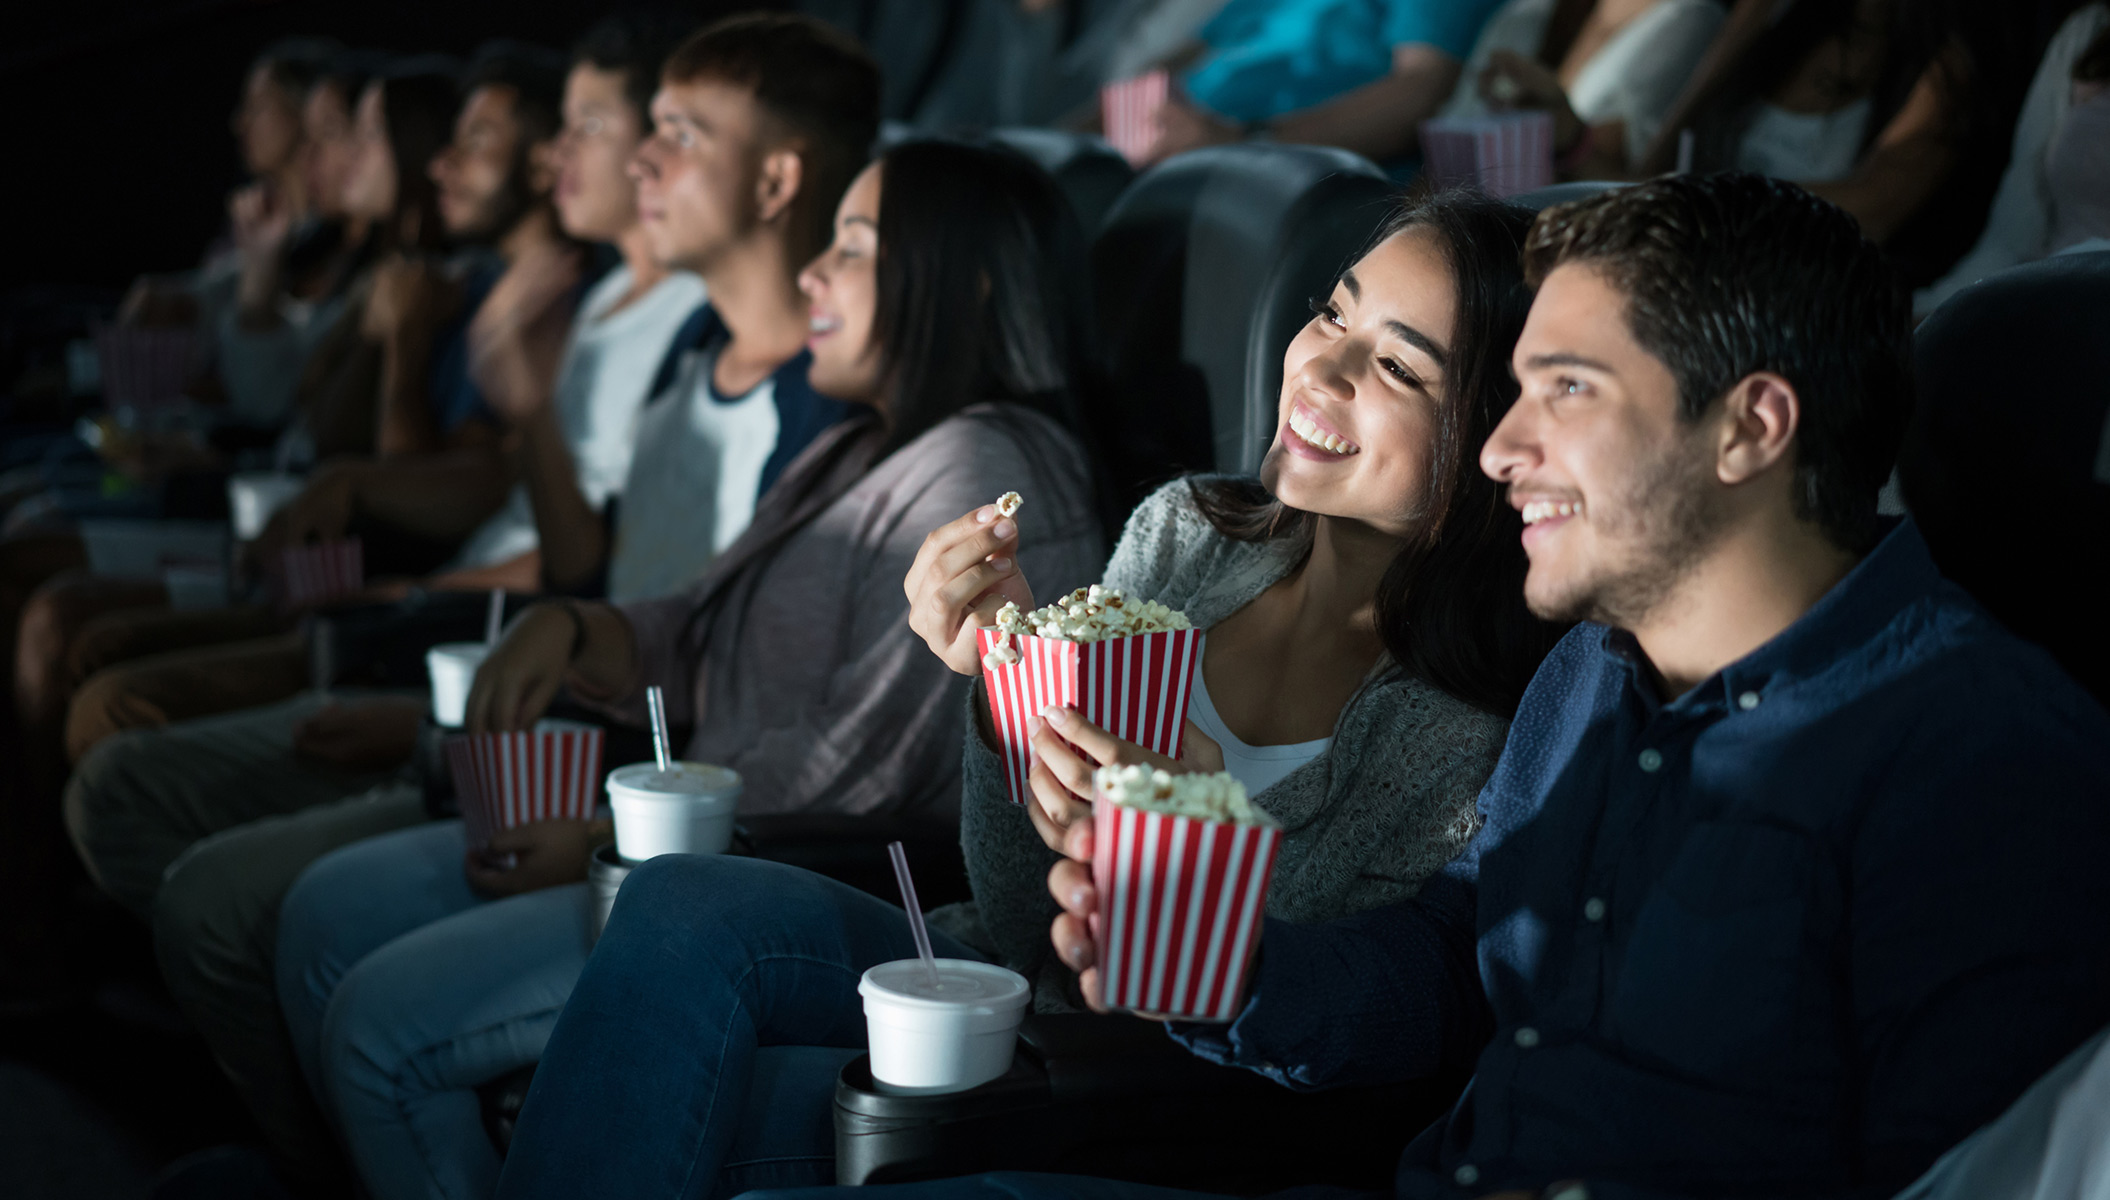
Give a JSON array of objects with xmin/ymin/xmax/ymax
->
[{"xmin": 907, "ymin": 505, "xmax": 1035, "ymax": 676}]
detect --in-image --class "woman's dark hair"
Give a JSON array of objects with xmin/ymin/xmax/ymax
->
[
  {"xmin": 369, "ymin": 64, "xmax": 458, "ymax": 255},
  {"xmin": 678, "ymin": 138, "xmax": 1118, "ymax": 662},
  {"xmin": 871, "ymin": 140, "xmax": 1104, "ymax": 463},
  {"xmin": 1192, "ymin": 191, "xmax": 1566, "ymax": 720}
]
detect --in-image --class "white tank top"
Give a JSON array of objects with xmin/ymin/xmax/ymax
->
[
  {"xmin": 1186, "ymin": 660, "xmax": 1331, "ymax": 799},
  {"xmin": 1735, "ymin": 98, "xmax": 1873, "ymax": 183}
]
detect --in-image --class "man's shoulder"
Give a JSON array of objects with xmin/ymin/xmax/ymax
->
[{"xmin": 1865, "ymin": 581, "xmax": 2108, "ymax": 749}]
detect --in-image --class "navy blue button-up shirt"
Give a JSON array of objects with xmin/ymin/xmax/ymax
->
[{"xmin": 1175, "ymin": 519, "xmax": 2110, "ymax": 1200}]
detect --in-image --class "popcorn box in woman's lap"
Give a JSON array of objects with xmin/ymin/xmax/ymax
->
[
  {"xmin": 975, "ymin": 623, "xmax": 1204, "ymax": 808},
  {"xmin": 272, "ymin": 538, "xmax": 364, "ymax": 608},
  {"xmin": 1091, "ymin": 769, "xmax": 1281, "ymax": 1021},
  {"xmin": 444, "ymin": 725, "xmax": 605, "ymax": 849}
]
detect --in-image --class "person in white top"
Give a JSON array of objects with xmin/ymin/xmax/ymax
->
[
  {"xmin": 1916, "ymin": 6, "xmax": 2110, "ymax": 315},
  {"xmin": 1442, "ymin": 0, "xmax": 1724, "ymax": 178}
]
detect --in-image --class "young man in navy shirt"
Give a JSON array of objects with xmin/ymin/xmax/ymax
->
[{"xmin": 794, "ymin": 175, "xmax": 2110, "ymax": 1200}]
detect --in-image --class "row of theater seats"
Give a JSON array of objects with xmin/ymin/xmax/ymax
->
[{"xmin": 474, "ymin": 134, "xmax": 2110, "ymax": 1184}]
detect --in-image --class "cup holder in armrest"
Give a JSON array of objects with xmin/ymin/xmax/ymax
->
[{"xmin": 835, "ymin": 1012, "xmax": 1461, "ymax": 1193}]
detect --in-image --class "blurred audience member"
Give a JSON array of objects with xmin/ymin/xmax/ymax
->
[
  {"xmin": 1661, "ymin": 0, "xmax": 2076, "ymax": 285},
  {"xmin": 1140, "ymin": 0, "xmax": 1507, "ymax": 165},
  {"xmin": 1439, "ymin": 0, "xmax": 1725, "ymax": 179},
  {"xmin": 58, "ymin": 17, "xmax": 877, "ymax": 1192},
  {"xmin": 31, "ymin": 43, "xmax": 571, "ymax": 770},
  {"xmin": 118, "ymin": 38, "xmax": 342, "ymax": 333},
  {"xmin": 1918, "ymin": 5, "xmax": 2110, "ymax": 312}
]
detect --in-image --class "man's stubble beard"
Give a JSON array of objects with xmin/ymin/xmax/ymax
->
[{"xmin": 1526, "ymin": 427, "xmax": 1727, "ymax": 630}]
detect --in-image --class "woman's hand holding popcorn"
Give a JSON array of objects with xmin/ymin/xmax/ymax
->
[
  {"xmin": 905, "ymin": 501, "xmax": 1037, "ymax": 677},
  {"xmin": 1022, "ymin": 707, "xmax": 1224, "ymax": 851}
]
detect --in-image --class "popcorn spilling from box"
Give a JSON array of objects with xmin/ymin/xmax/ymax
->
[{"xmin": 1094, "ymin": 764, "xmax": 1277, "ymax": 827}]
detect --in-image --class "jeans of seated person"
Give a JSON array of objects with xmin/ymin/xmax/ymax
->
[
  {"xmin": 66, "ymin": 628, "xmax": 305, "ymax": 762},
  {"xmin": 738, "ymin": 1173, "xmax": 1370, "ymax": 1200},
  {"xmin": 155, "ymin": 780, "xmax": 428, "ymax": 1195},
  {"xmin": 1892, "ymin": 1025, "xmax": 2110, "ymax": 1200},
  {"xmin": 275, "ymin": 820, "xmax": 591, "ymax": 1200},
  {"xmin": 494, "ymin": 854, "xmax": 985, "ymax": 1200},
  {"xmin": 63, "ymin": 688, "xmax": 411, "ymax": 917}
]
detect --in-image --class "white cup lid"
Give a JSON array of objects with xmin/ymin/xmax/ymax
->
[
  {"xmin": 861, "ymin": 959, "xmax": 1029, "ymax": 1014},
  {"xmin": 608, "ymin": 761, "xmax": 741, "ymax": 796}
]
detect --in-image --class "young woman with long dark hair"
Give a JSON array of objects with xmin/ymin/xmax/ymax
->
[
  {"xmin": 487, "ymin": 190, "xmax": 1564, "ymax": 1200},
  {"xmin": 266, "ymin": 139, "xmax": 1109, "ymax": 1200}
]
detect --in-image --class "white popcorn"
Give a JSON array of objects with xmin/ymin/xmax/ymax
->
[
  {"xmin": 1094, "ymin": 764, "xmax": 1277, "ymax": 827},
  {"xmin": 991, "ymin": 585, "xmax": 1190, "ymax": 645},
  {"xmin": 980, "ymin": 631, "xmax": 1022, "ymax": 670},
  {"xmin": 994, "ymin": 491, "xmax": 1024, "ymax": 519}
]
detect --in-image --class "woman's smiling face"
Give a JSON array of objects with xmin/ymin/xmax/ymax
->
[{"xmin": 1263, "ymin": 225, "xmax": 1458, "ymax": 537}]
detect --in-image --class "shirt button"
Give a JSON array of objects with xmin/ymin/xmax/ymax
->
[
  {"xmin": 1514, "ymin": 1026, "xmax": 1541, "ymax": 1048},
  {"xmin": 1738, "ymin": 690, "xmax": 1761, "ymax": 710},
  {"xmin": 1453, "ymin": 1164, "xmax": 1481, "ymax": 1187},
  {"xmin": 1638, "ymin": 748, "xmax": 1663, "ymax": 772},
  {"xmin": 1583, "ymin": 897, "xmax": 1607, "ymax": 922}
]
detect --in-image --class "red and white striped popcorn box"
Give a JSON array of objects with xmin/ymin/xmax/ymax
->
[
  {"xmin": 1101, "ymin": 69, "xmax": 1171, "ymax": 167},
  {"xmin": 273, "ymin": 538, "xmax": 364, "ymax": 608},
  {"xmin": 976, "ymin": 626, "xmax": 1204, "ymax": 808},
  {"xmin": 1092, "ymin": 794, "xmax": 1282, "ymax": 1021},
  {"xmin": 1417, "ymin": 111, "xmax": 1555, "ymax": 198},
  {"xmin": 94, "ymin": 326, "xmax": 198, "ymax": 412},
  {"xmin": 444, "ymin": 725, "xmax": 606, "ymax": 849}
]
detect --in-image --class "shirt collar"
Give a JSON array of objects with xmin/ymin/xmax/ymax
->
[{"xmin": 1599, "ymin": 517, "xmax": 1943, "ymax": 716}]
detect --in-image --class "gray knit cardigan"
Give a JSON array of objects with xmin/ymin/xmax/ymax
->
[{"xmin": 926, "ymin": 477, "xmax": 1509, "ymax": 1008}]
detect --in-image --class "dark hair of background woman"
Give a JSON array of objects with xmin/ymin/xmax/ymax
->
[
  {"xmin": 369, "ymin": 65, "xmax": 458, "ymax": 256},
  {"xmin": 1191, "ymin": 191, "xmax": 1567, "ymax": 720},
  {"xmin": 870, "ymin": 138, "xmax": 1115, "ymax": 527},
  {"xmin": 691, "ymin": 138, "xmax": 1119, "ymax": 657}
]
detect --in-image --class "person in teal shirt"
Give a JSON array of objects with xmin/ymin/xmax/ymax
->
[{"xmin": 1146, "ymin": 0, "xmax": 1506, "ymax": 165}]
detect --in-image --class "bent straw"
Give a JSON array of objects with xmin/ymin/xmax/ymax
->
[
  {"xmin": 887, "ymin": 841, "xmax": 942, "ymax": 990},
  {"xmin": 645, "ymin": 685, "xmax": 672, "ymax": 773},
  {"xmin": 485, "ymin": 588, "xmax": 505, "ymax": 647}
]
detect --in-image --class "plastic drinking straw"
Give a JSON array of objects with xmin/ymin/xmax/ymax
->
[
  {"xmin": 645, "ymin": 685, "xmax": 673, "ymax": 773},
  {"xmin": 485, "ymin": 588, "xmax": 505, "ymax": 646},
  {"xmin": 887, "ymin": 841, "xmax": 942, "ymax": 989}
]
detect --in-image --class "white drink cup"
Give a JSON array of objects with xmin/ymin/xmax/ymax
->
[
  {"xmin": 227, "ymin": 472, "xmax": 306, "ymax": 540},
  {"xmin": 859, "ymin": 959, "xmax": 1029, "ymax": 1095},
  {"xmin": 426, "ymin": 643, "xmax": 489, "ymax": 729},
  {"xmin": 607, "ymin": 761, "xmax": 742, "ymax": 861}
]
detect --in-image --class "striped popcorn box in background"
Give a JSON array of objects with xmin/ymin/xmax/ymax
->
[
  {"xmin": 94, "ymin": 326, "xmax": 198, "ymax": 412},
  {"xmin": 1091, "ymin": 780, "xmax": 1282, "ymax": 1022},
  {"xmin": 444, "ymin": 723, "xmax": 606, "ymax": 851},
  {"xmin": 976, "ymin": 625, "xmax": 1204, "ymax": 808},
  {"xmin": 273, "ymin": 538, "xmax": 364, "ymax": 608},
  {"xmin": 1101, "ymin": 69, "xmax": 1170, "ymax": 166},
  {"xmin": 1417, "ymin": 110, "xmax": 1555, "ymax": 198}
]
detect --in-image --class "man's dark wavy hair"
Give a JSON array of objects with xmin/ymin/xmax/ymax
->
[{"xmin": 1522, "ymin": 172, "xmax": 1914, "ymax": 553}]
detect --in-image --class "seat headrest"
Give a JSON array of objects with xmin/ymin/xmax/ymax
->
[
  {"xmin": 987, "ymin": 128, "xmax": 1135, "ymax": 236},
  {"xmin": 1902, "ymin": 249, "xmax": 2110, "ymax": 700},
  {"xmin": 1091, "ymin": 144, "xmax": 1393, "ymax": 492}
]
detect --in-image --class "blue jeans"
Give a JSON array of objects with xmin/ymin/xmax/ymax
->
[
  {"xmin": 494, "ymin": 853, "xmax": 984, "ymax": 1200},
  {"xmin": 276, "ymin": 820, "xmax": 593, "ymax": 1200}
]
